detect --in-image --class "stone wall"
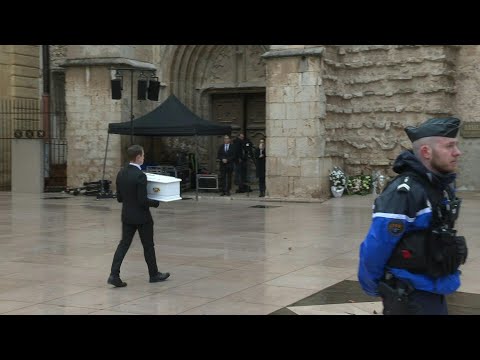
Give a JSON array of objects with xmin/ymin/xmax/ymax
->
[
  {"xmin": 50, "ymin": 45, "xmax": 68, "ymax": 70},
  {"xmin": 0, "ymin": 45, "xmax": 41, "ymax": 190},
  {"xmin": 65, "ymin": 66, "xmax": 119, "ymax": 187},
  {"xmin": 67, "ymin": 45, "xmax": 153, "ymax": 63},
  {"xmin": 63, "ymin": 46, "xmax": 158, "ymax": 188},
  {"xmin": 0, "ymin": 46, "xmax": 10, "ymax": 98},
  {"xmin": 0, "ymin": 45, "xmax": 41, "ymax": 100},
  {"xmin": 322, "ymin": 45, "xmax": 457, "ymax": 179},
  {"xmin": 64, "ymin": 65, "xmax": 157, "ymax": 188},
  {"xmin": 59, "ymin": 45, "xmax": 480, "ymax": 194}
]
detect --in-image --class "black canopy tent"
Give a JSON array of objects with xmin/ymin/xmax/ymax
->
[
  {"xmin": 108, "ymin": 94, "xmax": 231, "ymax": 136},
  {"xmin": 103, "ymin": 94, "xmax": 232, "ymax": 200}
]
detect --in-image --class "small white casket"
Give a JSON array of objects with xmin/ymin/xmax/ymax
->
[{"xmin": 145, "ymin": 172, "xmax": 182, "ymax": 202}]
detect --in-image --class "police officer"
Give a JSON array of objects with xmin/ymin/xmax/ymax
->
[{"xmin": 358, "ymin": 117, "xmax": 468, "ymax": 315}]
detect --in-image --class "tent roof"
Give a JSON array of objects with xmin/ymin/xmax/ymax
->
[{"xmin": 108, "ymin": 94, "xmax": 232, "ymax": 136}]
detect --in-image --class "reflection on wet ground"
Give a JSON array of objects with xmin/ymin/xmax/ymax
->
[{"xmin": 0, "ymin": 190, "xmax": 478, "ymax": 315}]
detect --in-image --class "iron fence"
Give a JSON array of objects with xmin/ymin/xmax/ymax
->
[{"xmin": 0, "ymin": 98, "xmax": 67, "ymax": 191}]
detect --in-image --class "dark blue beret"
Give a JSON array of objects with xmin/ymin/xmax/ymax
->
[{"xmin": 405, "ymin": 117, "xmax": 461, "ymax": 142}]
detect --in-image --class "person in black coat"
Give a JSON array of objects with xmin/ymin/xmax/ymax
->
[
  {"xmin": 217, "ymin": 135, "xmax": 235, "ymax": 196},
  {"xmin": 255, "ymin": 139, "xmax": 266, "ymax": 197},
  {"xmin": 108, "ymin": 144, "xmax": 170, "ymax": 287},
  {"xmin": 232, "ymin": 133, "xmax": 248, "ymax": 193}
]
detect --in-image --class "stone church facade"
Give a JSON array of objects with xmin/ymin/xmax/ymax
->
[{"xmin": 1, "ymin": 45, "xmax": 479, "ymax": 198}]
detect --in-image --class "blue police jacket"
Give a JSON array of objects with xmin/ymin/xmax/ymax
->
[{"xmin": 358, "ymin": 151, "xmax": 461, "ymax": 297}]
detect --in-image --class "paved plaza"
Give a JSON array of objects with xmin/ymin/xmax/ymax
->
[{"xmin": 0, "ymin": 190, "xmax": 478, "ymax": 315}]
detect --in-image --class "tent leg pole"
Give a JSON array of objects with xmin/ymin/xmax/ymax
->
[
  {"xmin": 130, "ymin": 69, "xmax": 134, "ymax": 145},
  {"xmin": 99, "ymin": 132, "xmax": 110, "ymax": 198},
  {"xmin": 101, "ymin": 132, "xmax": 110, "ymax": 183},
  {"xmin": 195, "ymin": 134, "xmax": 199, "ymax": 201}
]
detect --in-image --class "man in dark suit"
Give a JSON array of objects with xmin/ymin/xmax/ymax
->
[
  {"xmin": 255, "ymin": 139, "xmax": 266, "ymax": 197},
  {"xmin": 217, "ymin": 135, "xmax": 235, "ymax": 196},
  {"xmin": 108, "ymin": 144, "xmax": 170, "ymax": 287},
  {"xmin": 232, "ymin": 133, "xmax": 248, "ymax": 193}
]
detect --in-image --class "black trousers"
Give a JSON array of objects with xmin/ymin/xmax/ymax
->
[
  {"xmin": 220, "ymin": 165, "xmax": 233, "ymax": 193},
  {"xmin": 110, "ymin": 221, "xmax": 159, "ymax": 277},
  {"xmin": 258, "ymin": 176, "xmax": 265, "ymax": 193},
  {"xmin": 234, "ymin": 161, "xmax": 247, "ymax": 188},
  {"xmin": 383, "ymin": 289, "xmax": 448, "ymax": 315}
]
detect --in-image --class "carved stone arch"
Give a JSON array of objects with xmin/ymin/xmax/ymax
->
[{"xmin": 169, "ymin": 45, "xmax": 268, "ymax": 116}]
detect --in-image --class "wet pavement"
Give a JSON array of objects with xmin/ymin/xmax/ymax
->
[{"xmin": 0, "ymin": 189, "xmax": 478, "ymax": 315}]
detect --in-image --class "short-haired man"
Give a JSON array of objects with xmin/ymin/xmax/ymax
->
[
  {"xmin": 108, "ymin": 144, "xmax": 170, "ymax": 287},
  {"xmin": 217, "ymin": 135, "xmax": 235, "ymax": 196}
]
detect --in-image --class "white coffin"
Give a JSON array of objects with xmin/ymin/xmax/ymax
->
[{"xmin": 145, "ymin": 172, "xmax": 182, "ymax": 202}]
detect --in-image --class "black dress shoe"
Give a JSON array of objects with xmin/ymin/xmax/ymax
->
[
  {"xmin": 220, "ymin": 192, "xmax": 225, "ymax": 196},
  {"xmin": 107, "ymin": 275, "xmax": 127, "ymax": 287},
  {"xmin": 149, "ymin": 272, "xmax": 170, "ymax": 283}
]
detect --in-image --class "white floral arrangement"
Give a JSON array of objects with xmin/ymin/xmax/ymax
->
[
  {"xmin": 372, "ymin": 171, "xmax": 388, "ymax": 196},
  {"xmin": 329, "ymin": 166, "xmax": 346, "ymax": 190}
]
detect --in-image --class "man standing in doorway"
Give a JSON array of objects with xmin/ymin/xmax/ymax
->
[{"xmin": 217, "ymin": 135, "xmax": 235, "ymax": 196}]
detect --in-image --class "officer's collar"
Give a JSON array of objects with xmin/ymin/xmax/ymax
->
[{"xmin": 426, "ymin": 170, "xmax": 457, "ymax": 189}]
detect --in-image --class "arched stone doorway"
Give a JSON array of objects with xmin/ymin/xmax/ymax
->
[{"xmin": 168, "ymin": 45, "xmax": 268, "ymax": 183}]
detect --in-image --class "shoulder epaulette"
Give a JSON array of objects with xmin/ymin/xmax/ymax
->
[{"xmin": 396, "ymin": 175, "xmax": 411, "ymax": 192}]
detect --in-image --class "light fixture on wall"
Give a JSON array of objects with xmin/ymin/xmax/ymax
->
[
  {"xmin": 110, "ymin": 69, "xmax": 161, "ymax": 102},
  {"xmin": 137, "ymin": 72, "xmax": 148, "ymax": 101},
  {"xmin": 147, "ymin": 75, "xmax": 161, "ymax": 101},
  {"xmin": 111, "ymin": 70, "xmax": 123, "ymax": 100}
]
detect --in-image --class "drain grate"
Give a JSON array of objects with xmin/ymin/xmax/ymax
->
[{"xmin": 250, "ymin": 205, "xmax": 281, "ymax": 208}]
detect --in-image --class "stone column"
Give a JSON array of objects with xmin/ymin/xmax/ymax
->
[
  {"xmin": 262, "ymin": 47, "xmax": 331, "ymax": 200},
  {"xmin": 0, "ymin": 45, "xmax": 41, "ymax": 100},
  {"xmin": 453, "ymin": 45, "xmax": 480, "ymax": 190}
]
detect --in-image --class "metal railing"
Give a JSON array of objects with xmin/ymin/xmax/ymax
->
[{"xmin": 0, "ymin": 98, "xmax": 67, "ymax": 191}]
